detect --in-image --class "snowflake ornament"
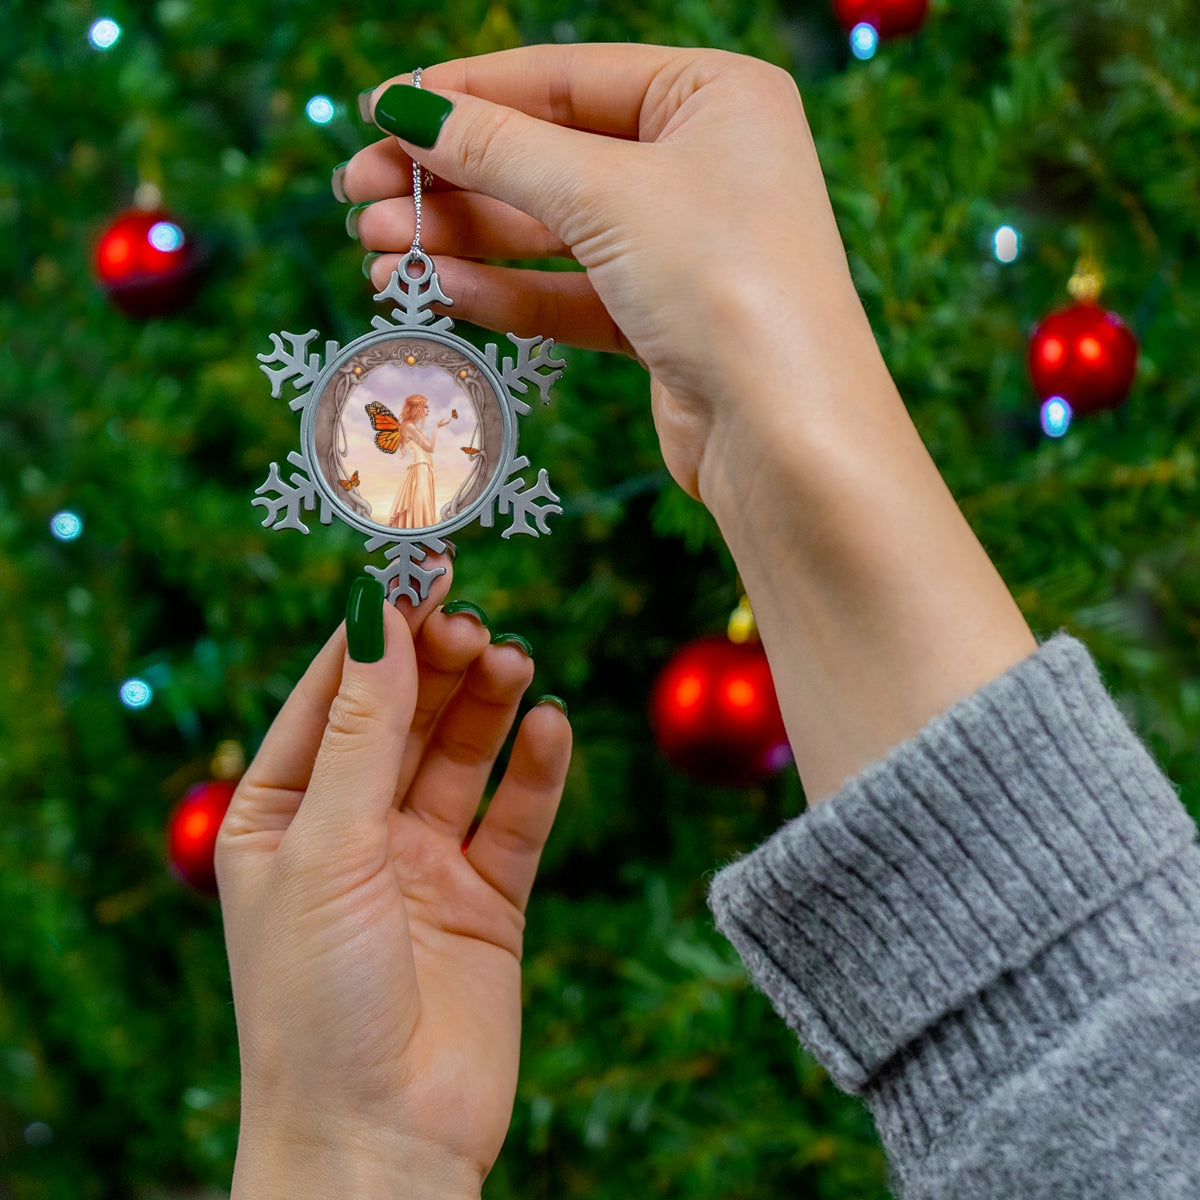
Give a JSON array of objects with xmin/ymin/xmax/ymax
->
[{"xmin": 254, "ymin": 251, "xmax": 564, "ymax": 603}]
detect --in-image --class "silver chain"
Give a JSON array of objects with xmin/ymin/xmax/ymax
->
[{"xmin": 409, "ymin": 68, "xmax": 425, "ymax": 258}]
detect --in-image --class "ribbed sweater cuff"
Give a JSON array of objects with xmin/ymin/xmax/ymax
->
[{"xmin": 707, "ymin": 633, "xmax": 1197, "ymax": 1094}]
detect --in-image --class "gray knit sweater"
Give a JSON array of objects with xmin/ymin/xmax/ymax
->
[{"xmin": 708, "ymin": 634, "xmax": 1200, "ymax": 1197}]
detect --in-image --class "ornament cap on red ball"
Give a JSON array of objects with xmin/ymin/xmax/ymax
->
[
  {"xmin": 94, "ymin": 208, "xmax": 200, "ymax": 318},
  {"xmin": 1028, "ymin": 300, "xmax": 1139, "ymax": 415},
  {"xmin": 651, "ymin": 635, "xmax": 792, "ymax": 787},
  {"xmin": 833, "ymin": 0, "xmax": 929, "ymax": 38},
  {"xmin": 167, "ymin": 780, "xmax": 235, "ymax": 894}
]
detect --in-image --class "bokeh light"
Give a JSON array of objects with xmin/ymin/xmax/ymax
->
[
  {"xmin": 120, "ymin": 678, "xmax": 154, "ymax": 709},
  {"xmin": 1040, "ymin": 396, "xmax": 1073, "ymax": 438},
  {"xmin": 305, "ymin": 95, "xmax": 336, "ymax": 125},
  {"xmin": 148, "ymin": 221, "xmax": 185, "ymax": 252},
  {"xmin": 88, "ymin": 18, "xmax": 121, "ymax": 49},
  {"xmin": 50, "ymin": 511, "xmax": 84, "ymax": 541},
  {"xmin": 993, "ymin": 224, "xmax": 1020, "ymax": 263},
  {"xmin": 850, "ymin": 22, "xmax": 879, "ymax": 60}
]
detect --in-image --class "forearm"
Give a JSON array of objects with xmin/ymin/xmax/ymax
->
[{"xmin": 696, "ymin": 293, "xmax": 1035, "ymax": 802}]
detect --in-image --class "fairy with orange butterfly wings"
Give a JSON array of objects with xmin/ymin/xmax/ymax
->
[{"xmin": 365, "ymin": 397, "xmax": 460, "ymax": 455}]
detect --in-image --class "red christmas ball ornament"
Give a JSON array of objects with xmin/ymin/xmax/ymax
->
[
  {"xmin": 94, "ymin": 208, "xmax": 200, "ymax": 317},
  {"xmin": 651, "ymin": 636, "xmax": 792, "ymax": 786},
  {"xmin": 833, "ymin": 0, "xmax": 929, "ymax": 39},
  {"xmin": 166, "ymin": 780, "xmax": 235, "ymax": 894},
  {"xmin": 1028, "ymin": 301, "xmax": 1139, "ymax": 415}
]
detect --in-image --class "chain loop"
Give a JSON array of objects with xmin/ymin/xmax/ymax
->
[{"xmin": 408, "ymin": 68, "xmax": 425, "ymax": 262}]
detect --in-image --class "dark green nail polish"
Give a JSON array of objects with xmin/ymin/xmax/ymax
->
[
  {"xmin": 491, "ymin": 631, "xmax": 533, "ymax": 657},
  {"xmin": 442, "ymin": 599, "xmax": 489, "ymax": 627},
  {"xmin": 373, "ymin": 84, "xmax": 453, "ymax": 149},
  {"xmin": 356, "ymin": 87, "xmax": 376, "ymax": 123},
  {"xmin": 534, "ymin": 694, "xmax": 568, "ymax": 718},
  {"xmin": 345, "ymin": 201, "xmax": 372, "ymax": 240},
  {"xmin": 361, "ymin": 251, "xmax": 382, "ymax": 280},
  {"xmin": 331, "ymin": 161, "xmax": 350, "ymax": 204},
  {"xmin": 442, "ymin": 539, "xmax": 458, "ymax": 562},
  {"xmin": 346, "ymin": 576, "xmax": 385, "ymax": 662}
]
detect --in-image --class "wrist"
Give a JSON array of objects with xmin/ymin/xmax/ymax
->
[
  {"xmin": 693, "ymin": 302, "xmax": 1035, "ymax": 803},
  {"xmin": 232, "ymin": 1112, "xmax": 484, "ymax": 1200}
]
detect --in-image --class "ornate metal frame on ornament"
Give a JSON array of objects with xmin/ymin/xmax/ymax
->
[{"xmin": 252, "ymin": 250, "xmax": 565, "ymax": 604}]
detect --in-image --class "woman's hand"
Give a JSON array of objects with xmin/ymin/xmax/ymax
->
[
  {"xmin": 341, "ymin": 44, "xmax": 870, "ymax": 500},
  {"xmin": 217, "ymin": 571, "xmax": 571, "ymax": 1199},
  {"xmin": 339, "ymin": 45, "xmax": 1034, "ymax": 804}
]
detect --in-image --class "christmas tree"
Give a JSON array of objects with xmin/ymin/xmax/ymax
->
[{"xmin": 3, "ymin": 1, "xmax": 1199, "ymax": 1196}]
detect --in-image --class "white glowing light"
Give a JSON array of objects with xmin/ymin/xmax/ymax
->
[
  {"xmin": 1041, "ymin": 396, "xmax": 1073, "ymax": 439},
  {"xmin": 851, "ymin": 22, "xmax": 879, "ymax": 60},
  {"xmin": 306, "ymin": 95, "xmax": 336, "ymax": 125},
  {"xmin": 88, "ymin": 18, "xmax": 121, "ymax": 49},
  {"xmin": 120, "ymin": 678, "xmax": 154, "ymax": 709},
  {"xmin": 148, "ymin": 221, "xmax": 185, "ymax": 252},
  {"xmin": 993, "ymin": 225, "xmax": 1020, "ymax": 264},
  {"xmin": 50, "ymin": 511, "xmax": 84, "ymax": 541}
]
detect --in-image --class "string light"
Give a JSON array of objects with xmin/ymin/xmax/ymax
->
[
  {"xmin": 120, "ymin": 678, "xmax": 154, "ymax": 709},
  {"xmin": 50, "ymin": 511, "xmax": 83, "ymax": 541},
  {"xmin": 850, "ymin": 22, "xmax": 880, "ymax": 59},
  {"xmin": 88, "ymin": 18, "xmax": 121, "ymax": 49},
  {"xmin": 1041, "ymin": 397, "xmax": 1073, "ymax": 439},
  {"xmin": 305, "ymin": 95, "xmax": 335, "ymax": 125},
  {"xmin": 993, "ymin": 225, "xmax": 1020, "ymax": 264},
  {"xmin": 147, "ymin": 221, "xmax": 185, "ymax": 252}
]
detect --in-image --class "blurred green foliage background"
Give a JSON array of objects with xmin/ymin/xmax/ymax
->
[{"xmin": 2, "ymin": 0, "xmax": 1199, "ymax": 1196}]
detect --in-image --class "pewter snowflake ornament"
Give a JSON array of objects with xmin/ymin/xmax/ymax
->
[{"xmin": 253, "ymin": 251, "xmax": 564, "ymax": 603}]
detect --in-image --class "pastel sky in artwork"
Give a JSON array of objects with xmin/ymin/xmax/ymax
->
[{"xmin": 338, "ymin": 362, "xmax": 481, "ymax": 525}]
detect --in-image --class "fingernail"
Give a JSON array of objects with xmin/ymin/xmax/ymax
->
[
  {"xmin": 346, "ymin": 576, "xmax": 385, "ymax": 662},
  {"xmin": 345, "ymin": 201, "xmax": 372, "ymax": 241},
  {"xmin": 491, "ymin": 631, "xmax": 533, "ymax": 657},
  {"xmin": 373, "ymin": 83, "xmax": 454, "ymax": 149},
  {"xmin": 442, "ymin": 599, "xmax": 490, "ymax": 628},
  {"xmin": 534, "ymin": 694, "xmax": 568, "ymax": 717},
  {"xmin": 361, "ymin": 251, "xmax": 382, "ymax": 280},
  {"xmin": 331, "ymin": 161, "xmax": 350, "ymax": 204},
  {"xmin": 356, "ymin": 87, "xmax": 376, "ymax": 123},
  {"xmin": 441, "ymin": 539, "xmax": 458, "ymax": 562}
]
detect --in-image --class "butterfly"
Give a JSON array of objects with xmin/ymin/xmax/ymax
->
[
  {"xmin": 338, "ymin": 470, "xmax": 360, "ymax": 490},
  {"xmin": 461, "ymin": 446, "xmax": 481, "ymax": 457},
  {"xmin": 365, "ymin": 401, "xmax": 402, "ymax": 454}
]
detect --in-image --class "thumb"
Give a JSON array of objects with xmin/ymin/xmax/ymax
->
[{"xmin": 288, "ymin": 576, "xmax": 418, "ymax": 847}]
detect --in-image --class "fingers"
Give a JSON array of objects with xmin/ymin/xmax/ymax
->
[
  {"xmin": 401, "ymin": 641, "xmax": 536, "ymax": 840},
  {"xmin": 391, "ymin": 603, "xmax": 493, "ymax": 807},
  {"xmin": 287, "ymin": 598, "xmax": 419, "ymax": 846},
  {"xmin": 355, "ymin": 191, "xmax": 570, "ymax": 261},
  {"xmin": 365, "ymin": 255, "xmax": 631, "ymax": 352},
  {"xmin": 466, "ymin": 702, "xmax": 572, "ymax": 912},
  {"xmin": 406, "ymin": 43, "xmax": 705, "ymax": 137}
]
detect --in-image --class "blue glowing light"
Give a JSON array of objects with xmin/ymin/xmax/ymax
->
[
  {"xmin": 120, "ymin": 678, "xmax": 154, "ymax": 709},
  {"xmin": 1041, "ymin": 396, "xmax": 1073, "ymax": 439},
  {"xmin": 993, "ymin": 225, "xmax": 1020, "ymax": 264},
  {"xmin": 306, "ymin": 95, "xmax": 336, "ymax": 125},
  {"xmin": 850, "ymin": 22, "xmax": 879, "ymax": 60},
  {"xmin": 50, "ymin": 511, "xmax": 84, "ymax": 541},
  {"xmin": 148, "ymin": 221, "xmax": 185, "ymax": 252},
  {"xmin": 88, "ymin": 18, "xmax": 121, "ymax": 49}
]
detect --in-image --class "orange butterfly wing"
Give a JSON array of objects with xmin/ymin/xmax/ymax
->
[{"xmin": 365, "ymin": 401, "xmax": 402, "ymax": 454}]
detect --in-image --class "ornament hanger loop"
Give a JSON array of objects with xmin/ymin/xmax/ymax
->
[{"xmin": 409, "ymin": 67, "xmax": 427, "ymax": 259}]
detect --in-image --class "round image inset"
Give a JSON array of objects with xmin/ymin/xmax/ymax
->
[{"xmin": 312, "ymin": 337, "xmax": 505, "ymax": 533}]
